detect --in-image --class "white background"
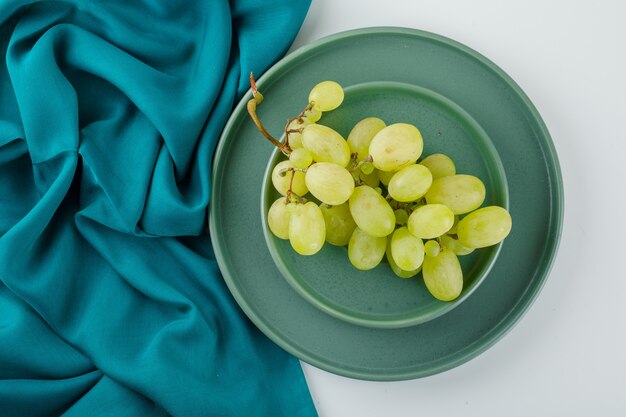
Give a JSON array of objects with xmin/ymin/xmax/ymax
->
[{"xmin": 289, "ymin": 1, "xmax": 626, "ymax": 416}]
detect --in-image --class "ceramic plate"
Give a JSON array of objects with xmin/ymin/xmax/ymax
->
[{"xmin": 210, "ymin": 27, "xmax": 563, "ymax": 380}]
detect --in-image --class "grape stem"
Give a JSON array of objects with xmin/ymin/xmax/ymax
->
[
  {"xmin": 283, "ymin": 102, "xmax": 314, "ymax": 149},
  {"xmin": 247, "ymin": 73, "xmax": 291, "ymax": 155}
]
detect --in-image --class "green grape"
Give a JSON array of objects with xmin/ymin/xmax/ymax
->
[
  {"xmin": 303, "ymin": 108, "xmax": 322, "ymax": 123},
  {"xmin": 361, "ymin": 169, "xmax": 380, "ymax": 188},
  {"xmin": 387, "ymin": 164, "xmax": 433, "ymax": 202},
  {"xmin": 308, "ymin": 81, "xmax": 344, "ymax": 111},
  {"xmin": 305, "ymin": 162, "xmax": 355, "ymax": 205},
  {"xmin": 348, "ymin": 186, "xmax": 395, "ymax": 237},
  {"xmin": 390, "ymin": 227, "xmax": 425, "ymax": 271},
  {"xmin": 386, "ymin": 237, "xmax": 421, "ymax": 278},
  {"xmin": 348, "ymin": 227, "xmax": 386, "ymax": 270},
  {"xmin": 272, "ymin": 160, "xmax": 308, "ymax": 197},
  {"xmin": 419, "ymin": 153, "xmax": 456, "ymax": 179},
  {"xmin": 408, "ymin": 204, "xmax": 455, "ymax": 239},
  {"xmin": 424, "ymin": 240, "xmax": 441, "ymax": 258},
  {"xmin": 289, "ymin": 202, "xmax": 326, "ymax": 255},
  {"xmin": 448, "ymin": 216, "xmax": 459, "ymax": 235},
  {"xmin": 286, "ymin": 118, "xmax": 308, "ymax": 149},
  {"xmin": 359, "ymin": 161, "xmax": 375, "ymax": 175},
  {"xmin": 347, "ymin": 117, "xmax": 386, "ymax": 160},
  {"xmin": 289, "ymin": 148, "xmax": 313, "ymax": 168},
  {"xmin": 425, "ymin": 174, "xmax": 486, "ymax": 215},
  {"xmin": 286, "ymin": 203, "xmax": 297, "ymax": 213},
  {"xmin": 302, "ymin": 124, "xmax": 351, "ymax": 167},
  {"xmin": 374, "ymin": 187, "xmax": 383, "ymax": 194},
  {"xmin": 440, "ymin": 234, "xmax": 474, "ymax": 256},
  {"xmin": 369, "ymin": 123, "xmax": 423, "ymax": 172},
  {"xmin": 394, "ymin": 209, "xmax": 409, "ymax": 226},
  {"xmin": 456, "ymin": 206, "xmax": 512, "ymax": 248},
  {"xmin": 377, "ymin": 169, "xmax": 397, "ymax": 186},
  {"xmin": 422, "ymin": 249, "xmax": 463, "ymax": 301},
  {"xmin": 267, "ymin": 197, "xmax": 291, "ymax": 240},
  {"xmin": 320, "ymin": 202, "xmax": 357, "ymax": 246}
]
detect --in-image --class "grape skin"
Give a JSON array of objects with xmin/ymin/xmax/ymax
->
[
  {"xmin": 457, "ymin": 206, "xmax": 512, "ymax": 248},
  {"xmin": 309, "ymin": 81, "xmax": 344, "ymax": 111},
  {"xmin": 302, "ymin": 124, "xmax": 351, "ymax": 167},
  {"xmin": 320, "ymin": 203, "xmax": 357, "ymax": 246},
  {"xmin": 348, "ymin": 227, "xmax": 387, "ymax": 270},
  {"xmin": 422, "ymin": 249, "xmax": 463, "ymax": 301},
  {"xmin": 305, "ymin": 162, "xmax": 355, "ymax": 205},
  {"xmin": 386, "ymin": 237, "xmax": 421, "ymax": 278},
  {"xmin": 387, "ymin": 164, "xmax": 433, "ymax": 202},
  {"xmin": 419, "ymin": 153, "xmax": 456, "ymax": 179},
  {"xmin": 369, "ymin": 123, "xmax": 423, "ymax": 172},
  {"xmin": 408, "ymin": 204, "xmax": 455, "ymax": 239},
  {"xmin": 390, "ymin": 227, "xmax": 425, "ymax": 271},
  {"xmin": 267, "ymin": 197, "xmax": 291, "ymax": 240},
  {"xmin": 348, "ymin": 186, "xmax": 395, "ymax": 238},
  {"xmin": 425, "ymin": 174, "xmax": 486, "ymax": 215},
  {"xmin": 347, "ymin": 117, "xmax": 386, "ymax": 160},
  {"xmin": 289, "ymin": 202, "xmax": 326, "ymax": 256}
]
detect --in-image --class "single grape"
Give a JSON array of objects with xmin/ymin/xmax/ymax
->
[
  {"xmin": 348, "ymin": 227, "xmax": 387, "ymax": 270},
  {"xmin": 387, "ymin": 164, "xmax": 433, "ymax": 202},
  {"xmin": 456, "ymin": 206, "xmax": 512, "ymax": 248},
  {"xmin": 289, "ymin": 148, "xmax": 313, "ymax": 168},
  {"xmin": 347, "ymin": 117, "xmax": 386, "ymax": 160},
  {"xmin": 393, "ymin": 209, "xmax": 409, "ymax": 226},
  {"xmin": 286, "ymin": 118, "xmax": 308, "ymax": 149},
  {"xmin": 422, "ymin": 248, "xmax": 463, "ymax": 301},
  {"xmin": 377, "ymin": 169, "xmax": 397, "ymax": 186},
  {"xmin": 303, "ymin": 108, "xmax": 322, "ymax": 123},
  {"xmin": 360, "ymin": 161, "xmax": 375, "ymax": 175},
  {"xmin": 286, "ymin": 203, "xmax": 297, "ymax": 213},
  {"xmin": 302, "ymin": 124, "xmax": 351, "ymax": 167},
  {"xmin": 308, "ymin": 81, "xmax": 344, "ymax": 111},
  {"xmin": 288, "ymin": 202, "xmax": 326, "ymax": 255},
  {"xmin": 439, "ymin": 234, "xmax": 474, "ymax": 256},
  {"xmin": 305, "ymin": 162, "xmax": 355, "ymax": 205},
  {"xmin": 267, "ymin": 197, "xmax": 291, "ymax": 240},
  {"xmin": 369, "ymin": 123, "xmax": 423, "ymax": 172},
  {"xmin": 349, "ymin": 186, "xmax": 395, "ymax": 237},
  {"xmin": 320, "ymin": 202, "xmax": 357, "ymax": 246},
  {"xmin": 374, "ymin": 187, "xmax": 383, "ymax": 194},
  {"xmin": 390, "ymin": 227, "xmax": 425, "ymax": 271},
  {"xmin": 386, "ymin": 237, "xmax": 421, "ymax": 278},
  {"xmin": 408, "ymin": 204, "xmax": 455, "ymax": 239},
  {"xmin": 424, "ymin": 240, "xmax": 441, "ymax": 258},
  {"xmin": 271, "ymin": 160, "xmax": 308, "ymax": 197},
  {"xmin": 425, "ymin": 174, "xmax": 486, "ymax": 215},
  {"xmin": 419, "ymin": 153, "xmax": 456, "ymax": 179}
]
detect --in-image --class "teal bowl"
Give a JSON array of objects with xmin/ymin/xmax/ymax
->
[{"xmin": 261, "ymin": 81, "xmax": 509, "ymax": 329}]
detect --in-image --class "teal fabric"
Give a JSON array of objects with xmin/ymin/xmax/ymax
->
[{"xmin": 0, "ymin": 1, "xmax": 317, "ymax": 416}]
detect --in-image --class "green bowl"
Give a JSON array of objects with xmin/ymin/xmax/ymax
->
[{"xmin": 261, "ymin": 81, "xmax": 509, "ymax": 329}]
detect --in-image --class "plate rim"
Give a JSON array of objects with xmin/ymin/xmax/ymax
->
[{"xmin": 210, "ymin": 26, "xmax": 564, "ymax": 381}]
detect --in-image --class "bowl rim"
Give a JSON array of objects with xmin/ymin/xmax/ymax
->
[{"xmin": 260, "ymin": 80, "xmax": 509, "ymax": 329}]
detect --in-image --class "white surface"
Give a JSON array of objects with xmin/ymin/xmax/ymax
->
[{"xmin": 289, "ymin": 1, "xmax": 626, "ymax": 416}]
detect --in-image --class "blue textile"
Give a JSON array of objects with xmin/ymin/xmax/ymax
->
[{"xmin": 0, "ymin": 0, "xmax": 316, "ymax": 416}]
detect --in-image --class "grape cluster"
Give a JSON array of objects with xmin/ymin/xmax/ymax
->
[{"xmin": 248, "ymin": 77, "xmax": 512, "ymax": 302}]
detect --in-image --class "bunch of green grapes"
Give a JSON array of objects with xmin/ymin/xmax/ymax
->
[{"xmin": 248, "ymin": 76, "xmax": 512, "ymax": 302}]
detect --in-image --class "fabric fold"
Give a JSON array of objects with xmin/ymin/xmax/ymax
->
[{"xmin": 0, "ymin": 0, "xmax": 316, "ymax": 416}]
